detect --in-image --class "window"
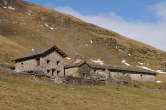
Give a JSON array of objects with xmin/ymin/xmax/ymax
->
[
  {"xmin": 57, "ymin": 70, "xmax": 60, "ymax": 76},
  {"xmin": 57, "ymin": 61, "xmax": 60, "ymax": 65},
  {"xmin": 47, "ymin": 60, "xmax": 50, "ymax": 64},
  {"xmin": 52, "ymin": 69, "xmax": 55, "ymax": 73},
  {"xmin": 21, "ymin": 62, "xmax": 24, "ymax": 67},
  {"xmin": 82, "ymin": 73, "xmax": 86, "ymax": 79},
  {"xmin": 140, "ymin": 74, "xmax": 143, "ymax": 77},
  {"xmin": 36, "ymin": 58, "xmax": 40, "ymax": 66}
]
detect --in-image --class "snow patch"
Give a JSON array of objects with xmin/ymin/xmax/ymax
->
[
  {"xmin": 138, "ymin": 62, "xmax": 144, "ymax": 65},
  {"xmin": 44, "ymin": 24, "xmax": 55, "ymax": 31},
  {"xmin": 50, "ymin": 27, "xmax": 54, "ymax": 30},
  {"xmin": 136, "ymin": 66, "xmax": 166, "ymax": 74},
  {"xmin": 91, "ymin": 59, "xmax": 104, "ymax": 65},
  {"xmin": 28, "ymin": 10, "xmax": 32, "ymax": 16},
  {"xmin": 136, "ymin": 66, "xmax": 153, "ymax": 71},
  {"xmin": 90, "ymin": 40, "xmax": 93, "ymax": 44},
  {"xmin": 44, "ymin": 24, "xmax": 49, "ymax": 27},
  {"xmin": 8, "ymin": 6, "xmax": 15, "ymax": 10},
  {"xmin": 156, "ymin": 70, "xmax": 166, "ymax": 74},
  {"xmin": 128, "ymin": 54, "xmax": 131, "ymax": 56},
  {"xmin": 28, "ymin": 13, "xmax": 32, "ymax": 16},
  {"xmin": 121, "ymin": 60, "xmax": 130, "ymax": 66},
  {"xmin": 156, "ymin": 80, "xmax": 162, "ymax": 84},
  {"xmin": 66, "ymin": 57, "xmax": 71, "ymax": 60}
]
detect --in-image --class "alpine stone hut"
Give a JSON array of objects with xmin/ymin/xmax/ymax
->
[
  {"xmin": 64, "ymin": 61, "xmax": 157, "ymax": 83},
  {"xmin": 12, "ymin": 45, "xmax": 68, "ymax": 79}
]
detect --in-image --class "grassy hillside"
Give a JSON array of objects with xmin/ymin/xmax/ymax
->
[
  {"xmin": 0, "ymin": 0, "xmax": 166, "ymax": 71},
  {"xmin": 0, "ymin": 70, "xmax": 166, "ymax": 110},
  {"xmin": 0, "ymin": 35, "xmax": 25, "ymax": 63}
]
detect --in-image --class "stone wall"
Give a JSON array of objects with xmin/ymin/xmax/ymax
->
[
  {"xmin": 15, "ymin": 59, "xmax": 38, "ymax": 72},
  {"xmin": 15, "ymin": 51, "xmax": 64, "ymax": 79},
  {"xmin": 109, "ymin": 72, "xmax": 131, "ymax": 81},
  {"xmin": 129, "ymin": 73, "xmax": 155, "ymax": 82},
  {"xmin": 65, "ymin": 67, "xmax": 80, "ymax": 78},
  {"xmin": 65, "ymin": 64, "xmax": 91, "ymax": 79},
  {"xmin": 40, "ymin": 51, "xmax": 64, "ymax": 78},
  {"xmin": 65, "ymin": 66, "xmax": 156, "ymax": 83}
]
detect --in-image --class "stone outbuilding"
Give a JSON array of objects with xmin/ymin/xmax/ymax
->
[
  {"xmin": 64, "ymin": 61, "xmax": 157, "ymax": 83},
  {"xmin": 12, "ymin": 45, "xmax": 68, "ymax": 80}
]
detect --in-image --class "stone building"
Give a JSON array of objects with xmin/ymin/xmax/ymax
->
[
  {"xmin": 12, "ymin": 45, "xmax": 68, "ymax": 80},
  {"xmin": 12, "ymin": 45, "xmax": 157, "ymax": 84},
  {"xmin": 64, "ymin": 61, "xmax": 157, "ymax": 83}
]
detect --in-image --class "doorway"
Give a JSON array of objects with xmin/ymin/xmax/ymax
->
[{"xmin": 51, "ymin": 69, "xmax": 55, "ymax": 76}]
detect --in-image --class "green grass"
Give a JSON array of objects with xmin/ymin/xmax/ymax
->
[{"xmin": 0, "ymin": 70, "xmax": 166, "ymax": 110}]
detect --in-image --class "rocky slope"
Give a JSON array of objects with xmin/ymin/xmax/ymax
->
[{"xmin": 0, "ymin": 0, "xmax": 166, "ymax": 72}]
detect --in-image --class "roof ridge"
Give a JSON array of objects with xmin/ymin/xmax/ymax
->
[{"xmin": 13, "ymin": 45, "xmax": 68, "ymax": 62}]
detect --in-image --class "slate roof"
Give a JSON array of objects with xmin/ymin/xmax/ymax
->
[
  {"xmin": 13, "ymin": 45, "xmax": 68, "ymax": 62},
  {"xmin": 65, "ymin": 61, "xmax": 157, "ymax": 75}
]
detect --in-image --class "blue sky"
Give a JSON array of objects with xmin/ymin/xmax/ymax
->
[
  {"xmin": 26, "ymin": 0, "xmax": 166, "ymax": 51},
  {"xmin": 27, "ymin": 0, "xmax": 161, "ymax": 22}
]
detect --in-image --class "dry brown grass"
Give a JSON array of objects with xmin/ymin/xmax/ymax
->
[
  {"xmin": 157, "ymin": 74, "xmax": 166, "ymax": 83},
  {"xmin": 0, "ymin": 70, "xmax": 166, "ymax": 110},
  {"xmin": 0, "ymin": 35, "xmax": 25, "ymax": 64},
  {"xmin": 0, "ymin": 0, "xmax": 166, "ymax": 71}
]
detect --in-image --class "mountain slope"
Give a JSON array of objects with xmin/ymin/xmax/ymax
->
[
  {"xmin": 0, "ymin": 35, "xmax": 25, "ymax": 63},
  {"xmin": 0, "ymin": 0, "xmax": 166, "ymax": 71}
]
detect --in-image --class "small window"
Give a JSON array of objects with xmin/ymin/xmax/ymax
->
[
  {"xmin": 47, "ymin": 60, "xmax": 50, "ymax": 64},
  {"xmin": 140, "ymin": 74, "xmax": 143, "ymax": 77},
  {"xmin": 36, "ymin": 58, "xmax": 40, "ymax": 66},
  {"xmin": 52, "ymin": 69, "xmax": 55, "ymax": 73},
  {"xmin": 57, "ymin": 71, "xmax": 60, "ymax": 76},
  {"xmin": 21, "ymin": 62, "xmax": 24, "ymax": 67},
  {"xmin": 82, "ymin": 73, "xmax": 86, "ymax": 79},
  {"xmin": 57, "ymin": 61, "xmax": 60, "ymax": 65}
]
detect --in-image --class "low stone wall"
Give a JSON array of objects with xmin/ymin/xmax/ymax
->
[{"xmin": 65, "ymin": 76, "xmax": 106, "ymax": 85}]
